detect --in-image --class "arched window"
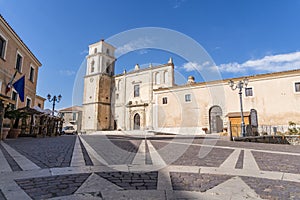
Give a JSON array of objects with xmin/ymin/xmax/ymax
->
[
  {"xmin": 106, "ymin": 62, "xmax": 110, "ymax": 74},
  {"xmin": 164, "ymin": 71, "xmax": 168, "ymax": 84},
  {"xmin": 94, "ymin": 48, "xmax": 97, "ymax": 54},
  {"xmin": 155, "ymin": 72, "xmax": 160, "ymax": 85},
  {"xmin": 106, "ymin": 48, "xmax": 110, "ymax": 55},
  {"xmin": 90, "ymin": 60, "xmax": 95, "ymax": 73}
]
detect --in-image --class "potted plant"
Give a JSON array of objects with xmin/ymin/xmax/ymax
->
[
  {"xmin": 202, "ymin": 127, "xmax": 208, "ymax": 134},
  {"xmin": 1, "ymin": 118, "xmax": 11, "ymax": 140},
  {"xmin": 5, "ymin": 109, "xmax": 26, "ymax": 138}
]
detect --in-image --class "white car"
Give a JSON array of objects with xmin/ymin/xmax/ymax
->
[{"xmin": 62, "ymin": 126, "xmax": 77, "ymax": 135}]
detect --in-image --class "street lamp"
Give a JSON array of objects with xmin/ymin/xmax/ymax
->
[
  {"xmin": 228, "ymin": 78, "xmax": 249, "ymax": 137},
  {"xmin": 47, "ymin": 94, "xmax": 62, "ymax": 116}
]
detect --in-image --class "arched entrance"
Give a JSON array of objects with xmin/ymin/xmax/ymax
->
[
  {"xmin": 133, "ymin": 113, "xmax": 140, "ymax": 130},
  {"xmin": 209, "ymin": 106, "xmax": 223, "ymax": 133}
]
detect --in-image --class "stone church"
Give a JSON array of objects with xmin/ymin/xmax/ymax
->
[
  {"xmin": 82, "ymin": 40, "xmax": 300, "ymax": 135},
  {"xmin": 82, "ymin": 39, "xmax": 174, "ymax": 132}
]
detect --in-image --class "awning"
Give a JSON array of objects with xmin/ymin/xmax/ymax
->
[{"xmin": 0, "ymin": 93, "xmax": 14, "ymax": 104}]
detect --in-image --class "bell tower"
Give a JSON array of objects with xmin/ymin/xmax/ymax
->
[{"xmin": 82, "ymin": 39, "xmax": 116, "ymax": 132}]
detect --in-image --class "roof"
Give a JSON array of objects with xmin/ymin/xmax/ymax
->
[
  {"xmin": 114, "ymin": 62, "xmax": 174, "ymax": 78},
  {"xmin": 0, "ymin": 14, "xmax": 42, "ymax": 66},
  {"xmin": 35, "ymin": 95, "xmax": 46, "ymax": 101},
  {"xmin": 226, "ymin": 112, "xmax": 251, "ymax": 117},
  {"xmin": 154, "ymin": 68, "xmax": 300, "ymax": 92},
  {"xmin": 59, "ymin": 106, "xmax": 82, "ymax": 112}
]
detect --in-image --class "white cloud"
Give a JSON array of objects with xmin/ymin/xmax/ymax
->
[
  {"xmin": 80, "ymin": 49, "xmax": 88, "ymax": 55},
  {"xmin": 115, "ymin": 37, "xmax": 153, "ymax": 56},
  {"xmin": 183, "ymin": 61, "xmax": 211, "ymax": 72},
  {"xmin": 183, "ymin": 62, "xmax": 201, "ymax": 71},
  {"xmin": 217, "ymin": 51, "xmax": 300, "ymax": 73},
  {"xmin": 171, "ymin": 0, "xmax": 186, "ymax": 8},
  {"xmin": 59, "ymin": 70, "xmax": 76, "ymax": 76}
]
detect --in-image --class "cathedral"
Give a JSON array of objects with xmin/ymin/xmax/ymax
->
[
  {"xmin": 82, "ymin": 40, "xmax": 300, "ymax": 136},
  {"xmin": 82, "ymin": 39, "xmax": 174, "ymax": 132}
]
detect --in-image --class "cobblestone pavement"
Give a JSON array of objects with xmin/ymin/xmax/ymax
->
[
  {"xmin": 4, "ymin": 136, "xmax": 76, "ymax": 168},
  {"xmin": 0, "ymin": 133, "xmax": 299, "ymax": 200}
]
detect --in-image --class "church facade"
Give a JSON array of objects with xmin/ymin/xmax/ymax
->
[{"xmin": 82, "ymin": 40, "xmax": 300, "ymax": 135}]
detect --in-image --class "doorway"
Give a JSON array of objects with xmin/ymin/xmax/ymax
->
[
  {"xmin": 133, "ymin": 113, "xmax": 140, "ymax": 130},
  {"xmin": 209, "ymin": 106, "xmax": 223, "ymax": 133}
]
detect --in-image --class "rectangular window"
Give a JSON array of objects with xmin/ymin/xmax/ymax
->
[
  {"xmin": 38, "ymin": 103, "xmax": 41, "ymax": 108},
  {"xmin": 162, "ymin": 97, "xmax": 168, "ymax": 104},
  {"xmin": 295, "ymin": 82, "xmax": 300, "ymax": 92},
  {"xmin": 11, "ymin": 91, "xmax": 18, "ymax": 110},
  {"xmin": 134, "ymin": 85, "xmax": 140, "ymax": 97},
  {"xmin": 29, "ymin": 66, "xmax": 35, "ymax": 82},
  {"xmin": 15, "ymin": 53, "xmax": 23, "ymax": 72},
  {"xmin": 185, "ymin": 94, "xmax": 191, "ymax": 102},
  {"xmin": 26, "ymin": 97, "xmax": 31, "ymax": 107},
  {"xmin": 0, "ymin": 35, "xmax": 6, "ymax": 59},
  {"xmin": 73, "ymin": 113, "xmax": 77, "ymax": 120},
  {"xmin": 245, "ymin": 88, "xmax": 253, "ymax": 97}
]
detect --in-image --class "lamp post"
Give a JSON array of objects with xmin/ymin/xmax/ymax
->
[
  {"xmin": 228, "ymin": 78, "xmax": 249, "ymax": 137},
  {"xmin": 47, "ymin": 94, "xmax": 62, "ymax": 116}
]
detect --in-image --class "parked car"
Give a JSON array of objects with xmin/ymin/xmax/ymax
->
[{"xmin": 62, "ymin": 126, "xmax": 77, "ymax": 135}]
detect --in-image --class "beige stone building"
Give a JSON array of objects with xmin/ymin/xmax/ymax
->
[
  {"xmin": 34, "ymin": 95, "xmax": 46, "ymax": 109},
  {"xmin": 82, "ymin": 40, "xmax": 300, "ymax": 135},
  {"xmin": 154, "ymin": 70, "xmax": 300, "ymax": 136},
  {"xmin": 0, "ymin": 15, "xmax": 42, "ymax": 109},
  {"xmin": 59, "ymin": 106, "xmax": 82, "ymax": 132}
]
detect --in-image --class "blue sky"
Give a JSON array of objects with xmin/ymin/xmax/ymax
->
[{"xmin": 1, "ymin": 0, "xmax": 300, "ymax": 109}]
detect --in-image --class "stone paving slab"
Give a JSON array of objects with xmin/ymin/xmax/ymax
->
[
  {"xmin": 1, "ymin": 134, "xmax": 300, "ymax": 200},
  {"xmin": 151, "ymin": 141, "xmax": 233, "ymax": 167},
  {"xmin": 4, "ymin": 136, "xmax": 76, "ymax": 168},
  {"xmin": 96, "ymin": 171, "xmax": 158, "ymax": 190},
  {"xmin": 81, "ymin": 136, "xmax": 141, "ymax": 165},
  {"xmin": 15, "ymin": 173, "xmax": 91, "ymax": 200},
  {"xmin": 241, "ymin": 176, "xmax": 300, "ymax": 200},
  {"xmin": 0, "ymin": 142, "xmax": 20, "ymax": 172},
  {"xmin": 78, "ymin": 137, "xmax": 93, "ymax": 166},
  {"xmin": 170, "ymin": 172, "xmax": 232, "ymax": 192},
  {"xmin": 252, "ymin": 151, "xmax": 300, "ymax": 174}
]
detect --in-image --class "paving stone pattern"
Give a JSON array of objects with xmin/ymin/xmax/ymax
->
[
  {"xmin": 82, "ymin": 136, "xmax": 141, "ymax": 165},
  {"xmin": 145, "ymin": 140, "xmax": 152, "ymax": 165},
  {"xmin": 216, "ymin": 140, "xmax": 300, "ymax": 153},
  {"xmin": 170, "ymin": 172, "xmax": 232, "ymax": 192},
  {"xmin": 16, "ymin": 173, "xmax": 91, "ymax": 200},
  {"xmin": 0, "ymin": 189, "xmax": 6, "ymax": 200},
  {"xmin": 252, "ymin": 151, "xmax": 300, "ymax": 174},
  {"xmin": 235, "ymin": 150, "xmax": 244, "ymax": 169},
  {"xmin": 4, "ymin": 136, "xmax": 76, "ymax": 168},
  {"xmin": 0, "ymin": 143, "xmax": 21, "ymax": 171},
  {"xmin": 78, "ymin": 137, "xmax": 93, "ymax": 166},
  {"xmin": 172, "ymin": 145, "xmax": 233, "ymax": 167},
  {"xmin": 241, "ymin": 176, "xmax": 300, "ymax": 200},
  {"xmin": 96, "ymin": 171, "xmax": 158, "ymax": 190},
  {"xmin": 109, "ymin": 139, "xmax": 141, "ymax": 153}
]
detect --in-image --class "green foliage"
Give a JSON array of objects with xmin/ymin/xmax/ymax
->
[
  {"xmin": 288, "ymin": 121, "xmax": 300, "ymax": 135},
  {"xmin": 4, "ymin": 109, "xmax": 27, "ymax": 129}
]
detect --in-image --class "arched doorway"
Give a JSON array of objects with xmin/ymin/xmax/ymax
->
[
  {"xmin": 133, "ymin": 113, "xmax": 140, "ymax": 130},
  {"xmin": 209, "ymin": 106, "xmax": 223, "ymax": 133}
]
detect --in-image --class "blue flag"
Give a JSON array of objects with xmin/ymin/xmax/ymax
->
[{"xmin": 13, "ymin": 76, "xmax": 25, "ymax": 102}]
